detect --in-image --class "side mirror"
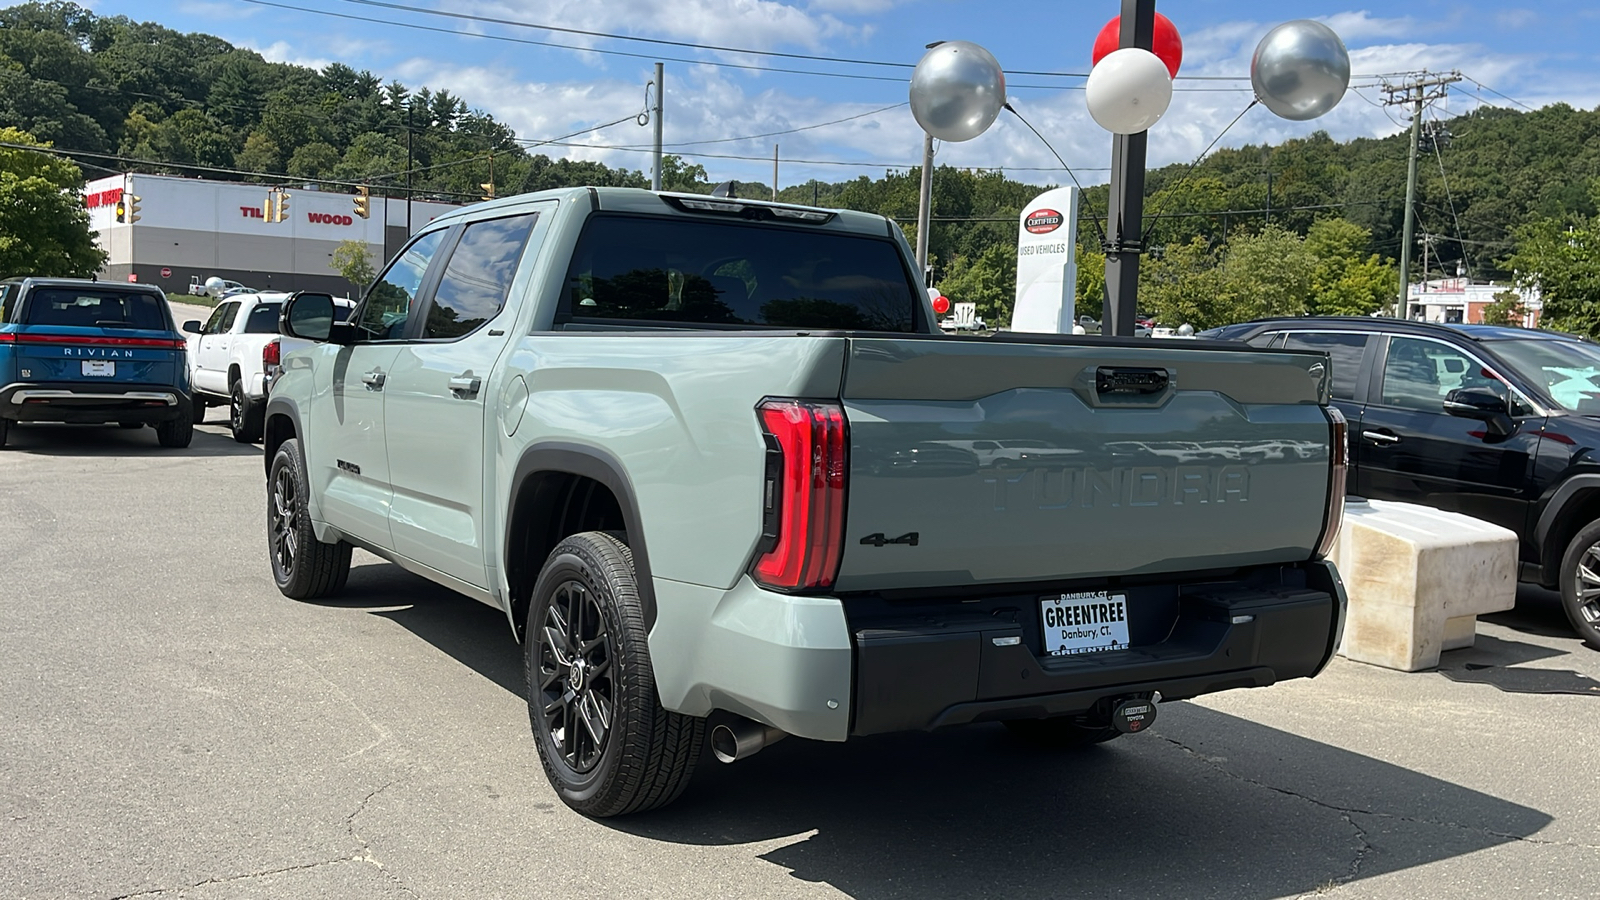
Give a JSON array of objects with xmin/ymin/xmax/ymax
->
[
  {"xmin": 182, "ymin": 320, "xmax": 202, "ymax": 334},
  {"xmin": 280, "ymin": 292, "xmax": 346, "ymax": 343},
  {"xmin": 1444, "ymin": 386, "xmax": 1514, "ymax": 436}
]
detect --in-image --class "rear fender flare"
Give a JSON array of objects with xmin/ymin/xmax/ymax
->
[{"xmin": 507, "ymin": 442, "xmax": 656, "ymax": 629}]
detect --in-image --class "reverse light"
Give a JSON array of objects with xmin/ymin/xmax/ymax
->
[
  {"xmin": 1314, "ymin": 406, "xmax": 1348, "ymax": 560},
  {"xmin": 752, "ymin": 398, "xmax": 848, "ymax": 591}
]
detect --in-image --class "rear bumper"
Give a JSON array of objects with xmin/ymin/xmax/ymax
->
[
  {"xmin": 649, "ymin": 561, "xmax": 1346, "ymax": 743},
  {"xmin": 849, "ymin": 561, "xmax": 1346, "ymax": 736},
  {"xmin": 0, "ymin": 381, "xmax": 188, "ymax": 423}
]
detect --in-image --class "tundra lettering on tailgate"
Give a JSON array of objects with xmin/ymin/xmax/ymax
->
[{"xmin": 985, "ymin": 464, "xmax": 1250, "ymax": 512}]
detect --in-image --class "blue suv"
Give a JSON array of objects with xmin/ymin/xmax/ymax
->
[{"xmin": 0, "ymin": 278, "xmax": 194, "ymax": 448}]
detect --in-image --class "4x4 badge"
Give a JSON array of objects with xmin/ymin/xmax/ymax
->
[{"xmin": 860, "ymin": 532, "xmax": 919, "ymax": 547}]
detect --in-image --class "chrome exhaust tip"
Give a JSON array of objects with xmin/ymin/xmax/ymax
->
[{"xmin": 710, "ymin": 718, "xmax": 788, "ymax": 764}]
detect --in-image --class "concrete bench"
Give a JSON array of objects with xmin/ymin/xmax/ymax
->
[{"xmin": 1328, "ymin": 499, "xmax": 1518, "ymax": 672}]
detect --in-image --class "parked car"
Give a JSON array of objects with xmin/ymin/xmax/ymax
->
[
  {"xmin": 0, "ymin": 277, "xmax": 193, "ymax": 448},
  {"xmin": 1202, "ymin": 316, "xmax": 1600, "ymax": 648},
  {"xmin": 264, "ymin": 188, "xmax": 1347, "ymax": 816},
  {"xmin": 182, "ymin": 292, "xmax": 352, "ymax": 442}
]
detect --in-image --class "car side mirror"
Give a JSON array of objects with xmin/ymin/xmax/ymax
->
[
  {"xmin": 1444, "ymin": 386, "xmax": 1514, "ymax": 436},
  {"xmin": 280, "ymin": 292, "xmax": 352, "ymax": 343},
  {"xmin": 182, "ymin": 320, "xmax": 202, "ymax": 334}
]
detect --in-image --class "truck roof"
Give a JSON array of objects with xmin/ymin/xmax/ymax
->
[
  {"xmin": 424, "ymin": 187, "xmax": 900, "ymax": 238},
  {"xmin": 3, "ymin": 276, "xmax": 166, "ymax": 297}
]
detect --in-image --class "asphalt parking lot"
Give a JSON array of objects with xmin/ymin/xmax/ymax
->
[{"xmin": 2, "ymin": 396, "xmax": 1598, "ymax": 898}]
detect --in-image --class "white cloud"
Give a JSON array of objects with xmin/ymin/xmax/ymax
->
[
  {"xmin": 458, "ymin": 0, "xmax": 862, "ymax": 54},
  {"xmin": 242, "ymin": 40, "xmax": 336, "ymax": 72}
]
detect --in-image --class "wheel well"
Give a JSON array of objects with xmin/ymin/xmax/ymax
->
[
  {"xmin": 1544, "ymin": 489, "xmax": 1600, "ymax": 586},
  {"xmin": 228, "ymin": 363, "xmax": 241, "ymax": 387},
  {"xmin": 507, "ymin": 472, "xmax": 628, "ymax": 639},
  {"xmin": 263, "ymin": 413, "xmax": 295, "ymax": 476}
]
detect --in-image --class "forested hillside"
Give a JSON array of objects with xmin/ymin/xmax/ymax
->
[{"xmin": 6, "ymin": 1, "xmax": 1600, "ymax": 330}]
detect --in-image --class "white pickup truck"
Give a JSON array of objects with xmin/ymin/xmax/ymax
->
[{"xmin": 182, "ymin": 292, "xmax": 350, "ymax": 442}]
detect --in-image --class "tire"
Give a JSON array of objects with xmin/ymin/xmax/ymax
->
[
  {"xmin": 267, "ymin": 438, "xmax": 352, "ymax": 600},
  {"xmin": 1557, "ymin": 519, "xmax": 1600, "ymax": 650},
  {"xmin": 525, "ymin": 532, "xmax": 703, "ymax": 817},
  {"xmin": 0, "ymin": 417, "xmax": 9, "ymax": 449},
  {"xmin": 192, "ymin": 397, "xmax": 207, "ymax": 424},
  {"xmin": 230, "ymin": 381, "xmax": 264, "ymax": 444},
  {"xmin": 155, "ymin": 398, "xmax": 194, "ymax": 448},
  {"xmin": 1003, "ymin": 717, "xmax": 1122, "ymax": 749}
]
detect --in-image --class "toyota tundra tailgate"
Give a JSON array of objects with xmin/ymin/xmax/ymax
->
[{"xmin": 834, "ymin": 335, "xmax": 1337, "ymax": 592}]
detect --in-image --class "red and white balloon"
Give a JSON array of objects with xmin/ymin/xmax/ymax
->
[{"xmin": 1085, "ymin": 14, "xmax": 1181, "ymax": 134}]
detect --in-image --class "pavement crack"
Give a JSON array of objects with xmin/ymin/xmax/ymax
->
[
  {"xmin": 1154, "ymin": 731, "xmax": 1593, "ymax": 854},
  {"xmin": 347, "ymin": 778, "xmax": 419, "ymax": 899},
  {"xmin": 104, "ymin": 857, "xmax": 356, "ymax": 899}
]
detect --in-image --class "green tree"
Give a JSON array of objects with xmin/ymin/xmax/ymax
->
[
  {"xmin": 938, "ymin": 242, "xmax": 1016, "ymax": 328},
  {"xmin": 1220, "ymin": 225, "xmax": 1315, "ymax": 321},
  {"xmin": 1504, "ymin": 217, "xmax": 1600, "ymax": 337},
  {"xmin": 329, "ymin": 239, "xmax": 375, "ymax": 296},
  {"xmin": 1142, "ymin": 237, "xmax": 1228, "ymax": 329},
  {"xmin": 1076, "ymin": 244, "xmax": 1105, "ymax": 321},
  {"xmin": 0, "ymin": 126, "xmax": 106, "ymax": 277},
  {"xmin": 235, "ymin": 131, "xmax": 280, "ymax": 177},
  {"xmin": 287, "ymin": 141, "xmax": 340, "ymax": 181},
  {"xmin": 1482, "ymin": 289, "xmax": 1528, "ymax": 327},
  {"xmin": 1305, "ymin": 218, "xmax": 1395, "ymax": 317}
]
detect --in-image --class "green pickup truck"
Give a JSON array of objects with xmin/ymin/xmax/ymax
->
[{"xmin": 263, "ymin": 187, "xmax": 1349, "ymax": 816}]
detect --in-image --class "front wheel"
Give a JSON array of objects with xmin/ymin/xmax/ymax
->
[
  {"xmin": 526, "ymin": 532, "xmax": 703, "ymax": 817},
  {"xmin": 155, "ymin": 399, "xmax": 193, "ymax": 448},
  {"xmin": 267, "ymin": 438, "xmax": 351, "ymax": 599},
  {"xmin": 1558, "ymin": 520, "xmax": 1600, "ymax": 649}
]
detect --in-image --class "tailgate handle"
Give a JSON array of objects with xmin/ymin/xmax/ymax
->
[{"xmin": 1095, "ymin": 367, "xmax": 1169, "ymax": 395}]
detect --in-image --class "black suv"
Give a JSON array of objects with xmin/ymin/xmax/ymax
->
[{"xmin": 1202, "ymin": 317, "xmax": 1600, "ymax": 648}]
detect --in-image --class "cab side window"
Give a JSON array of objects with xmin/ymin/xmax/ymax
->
[
  {"xmin": 423, "ymin": 213, "xmax": 538, "ymax": 340},
  {"xmin": 203, "ymin": 302, "xmax": 237, "ymax": 335},
  {"xmin": 1381, "ymin": 337, "xmax": 1502, "ymax": 412},
  {"xmin": 0, "ymin": 284, "xmax": 15, "ymax": 322},
  {"xmin": 355, "ymin": 230, "xmax": 446, "ymax": 342},
  {"xmin": 1282, "ymin": 332, "xmax": 1369, "ymax": 401}
]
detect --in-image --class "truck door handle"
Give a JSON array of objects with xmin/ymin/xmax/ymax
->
[
  {"xmin": 449, "ymin": 374, "xmax": 481, "ymax": 398},
  {"xmin": 362, "ymin": 370, "xmax": 386, "ymax": 390},
  {"xmin": 1362, "ymin": 430, "xmax": 1400, "ymax": 446}
]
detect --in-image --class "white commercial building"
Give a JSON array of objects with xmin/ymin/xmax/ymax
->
[
  {"xmin": 1405, "ymin": 277, "xmax": 1542, "ymax": 328},
  {"xmin": 85, "ymin": 173, "xmax": 462, "ymax": 297}
]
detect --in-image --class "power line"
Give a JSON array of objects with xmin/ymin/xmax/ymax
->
[
  {"xmin": 528, "ymin": 137, "xmax": 1112, "ymax": 171},
  {"xmin": 1459, "ymin": 75, "xmax": 1538, "ymax": 113},
  {"xmin": 642, "ymin": 103, "xmax": 908, "ymax": 149}
]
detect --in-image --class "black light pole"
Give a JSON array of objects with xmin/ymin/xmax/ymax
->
[{"xmin": 1102, "ymin": 0, "xmax": 1156, "ymax": 338}]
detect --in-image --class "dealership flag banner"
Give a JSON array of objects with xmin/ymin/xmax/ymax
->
[{"xmin": 1010, "ymin": 186, "xmax": 1079, "ymax": 334}]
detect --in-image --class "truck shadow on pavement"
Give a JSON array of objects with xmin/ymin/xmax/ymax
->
[
  {"xmin": 1, "ymin": 422, "xmax": 261, "ymax": 458},
  {"xmin": 337, "ymin": 561, "xmax": 1555, "ymax": 900}
]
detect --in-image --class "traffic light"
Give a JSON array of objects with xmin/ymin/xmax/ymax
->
[
  {"xmin": 481, "ymin": 182, "xmax": 495, "ymax": 201},
  {"xmin": 263, "ymin": 188, "xmax": 292, "ymax": 223},
  {"xmin": 274, "ymin": 189, "xmax": 290, "ymax": 223},
  {"xmin": 353, "ymin": 185, "xmax": 370, "ymax": 219},
  {"xmin": 114, "ymin": 195, "xmax": 141, "ymax": 223}
]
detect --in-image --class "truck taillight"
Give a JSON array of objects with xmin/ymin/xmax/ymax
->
[
  {"xmin": 1315, "ymin": 406, "xmax": 1348, "ymax": 560},
  {"xmin": 262, "ymin": 339, "xmax": 281, "ymax": 368},
  {"xmin": 752, "ymin": 398, "xmax": 848, "ymax": 591}
]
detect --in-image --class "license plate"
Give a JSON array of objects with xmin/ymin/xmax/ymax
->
[
  {"xmin": 81, "ymin": 360, "xmax": 115, "ymax": 377},
  {"xmin": 1041, "ymin": 591, "xmax": 1130, "ymax": 656}
]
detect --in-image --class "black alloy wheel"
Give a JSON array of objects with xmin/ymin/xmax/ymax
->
[
  {"xmin": 266, "ymin": 438, "xmax": 351, "ymax": 599},
  {"xmin": 525, "ymin": 532, "xmax": 703, "ymax": 816},
  {"xmin": 1559, "ymin": 520, "xmax": 1600, "ymax": 650},
  {"xmin": 230, "ymin": 382, "xmax": 263, "ymax": 443},
  {"xmin": 536, "ymin": 579, "xmax": 616, "ymax": 774}
]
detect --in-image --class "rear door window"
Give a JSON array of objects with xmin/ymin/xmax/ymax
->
[
  {"xmin": 24, "ymin": 288, "xmax": 169, "ymax": 331},
  {"xmin": 423, "ymin": 213, "xmax": 538, "ymax": 339},
  {"xmin": 1282, "ymin": 332, "xmax": 1370, "ymax": 401},
  {"xmin": 563, "ymin": 215, "xmax": 920, "ymax": 331}
]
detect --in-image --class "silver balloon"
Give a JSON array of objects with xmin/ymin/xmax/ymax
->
[
  {"xmin": 909, "ymin": 41, "xmax": 1006, "ymax": 142},
  {"xmin": 1251, "ymin": 20, "xmax": 1351, "ymax": 121}
]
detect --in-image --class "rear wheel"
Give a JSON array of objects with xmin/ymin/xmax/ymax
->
[
  {"xmin": 267, "ymin": 438, "xmax": 351, "ymax": 599},
  {"xmin": 1003, "ymin": 717, "xmax": 1122, "ymax": 749},
  {"xmin": 192, "ymin": 397, "xmax": 208, "ymax": 423},
  {"xmin": 155, "ymin": 399, "xmax": 193, "ymax": 448},
  {"xmin": 526, "ymin": 532, "xmax": 703, "ymax": 817},
  {"xmin": 1558, "ymin": 519, "xmax": 1600, "ymax": 650},
  {"xmin": 0, "ymin": 417, "xmax": 9, "ymax": 448},
  {"xmin": 230, "ymin": 381, "xmax": 264, "ymax": 443}
]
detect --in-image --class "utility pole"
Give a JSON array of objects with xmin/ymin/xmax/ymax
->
[
  {"xmin": 405, "ymin": 104, "xmax": 414, "ymax": 234},
  {"xmin": 1102, "ymin": 0, "xmax": 1156, "ymax": 337},
  {"xmin": 772, "ymin": 144, "xmax": 779, "ymax": 201},
  {"xmin": 1383, "ymin": 70, "xmax": 1461, "ymax": 317},
  {"xmin": 914, "ymin": 134, "xmax": 934, "ymax": 285},
  {"xmin": 651, "ymin": 62, "xmax": 664, "ymax": 191}
]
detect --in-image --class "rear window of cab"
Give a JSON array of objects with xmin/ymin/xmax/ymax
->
[
  {"xmin": 23, "ymin": 288, "xmax": 169, "ymax": 331},
  {"xmin": 561, "ymin": 214, "xmax": 922, "ymax": 331}
]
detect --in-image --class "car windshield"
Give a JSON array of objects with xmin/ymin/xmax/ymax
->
[
  {"xmin": 24, "ymin": 288, "xmax": 168, "ymax": 330},
  {"xmin": 243, "ymin": 302, "xmax": 282, "ymax": 334},
  {"xmin": 1489, "ymin": 338, "xmax": 1600, "ymax": 412}
]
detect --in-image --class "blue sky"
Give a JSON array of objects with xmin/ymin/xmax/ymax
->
[{"xmin": 87, "ymin": 1, "xmax": 1600, "ymax": 187}]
